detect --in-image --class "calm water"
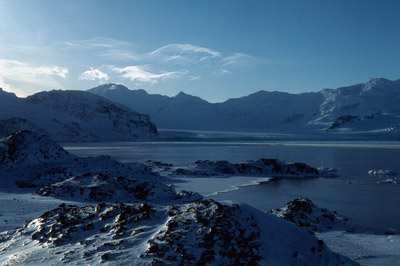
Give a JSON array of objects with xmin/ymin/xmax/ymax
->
[{"xmin": 62, "ymin": 141, "xmax": 400, "ymax": 234}]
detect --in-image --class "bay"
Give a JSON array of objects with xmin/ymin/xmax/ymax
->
[{"xmin": 62, "ymin": 141, "xmax": 400, "ymax": 234}]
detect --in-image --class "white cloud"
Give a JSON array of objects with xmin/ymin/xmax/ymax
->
[
  {"xmin": 79, "ymin": 68, "xmax": 110, "ymax": 81},
  {"xmin": 60, "ymin": 37, "xmax": 138, "ymax": 61},
  {"xmin": 190, "ymin": 76, "xmax": 201, "ymax": 80},
  {"xmin": 0, "ymin": 59, "xmax": 68, "ymax": 96},
  {"xmin": 112, "ymin": 65, "xmax": 183, "ymax": 84},
  {"xmin": 0, "ymin": 59, "xmax": 68, "ymax": 79},
  {"xmin": 0, "ymin": 76, "xmax": 11, "ymax": 91},
  {"xmin": 213, "ymin": 69, "xmax": 232, "ymax": 76},
  {"xmin": 102, "ymin": 49, "xmax": 139, "ymax": 61},
  {"xmin": 222, "ymin": 53, "xmax": 258, "ymax": 66},
  {"xmin": 61, "ymin": 37, "xmax": 133, "ymax": 50},
  {"xmin": 149, "ymin": 44, "xmax": 221, "ymax": 64}
]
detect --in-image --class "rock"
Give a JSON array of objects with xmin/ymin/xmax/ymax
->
[
  {"xmin": 269, "ymin": 198, "xmax": 351, "ymax": 232},
  {"xmin": 167, "ymin": 158, "xmax": 330, "ymax": 179},
  {"xmin": 0, "ymin": 130, "xmax": 74, "ymax": 169}
]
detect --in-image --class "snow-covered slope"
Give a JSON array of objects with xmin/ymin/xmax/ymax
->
[
  {"xmin": 0, "ymin": 200, "xmax": 358, "ymax": 265},
  {"xmin": 0, "ymin": 117, "xmax": 48, "ymax": 138},
  {"xmin": 0, "ymin": 130, "xmax": 74, "ymax": 169},
  {"xmin": 269, "ymin": 198, "xmax": 352, "ymax": 232},
  {"xmin": 0, "ymin": 89, "xmax": 158, "ymax": 141},
  {"xmin": 0, "ymin": 131, "xmax": 185, "ymax": 203},
  {"xmin": 36, "ymin": 173, "xmax": 183, "ymax": 203},
  {"xmin": 89, "ymin": 78, "xmax": 400, "ymax": 138},
  {"xmin": 316, "ymin": 78, "xmax": 400, "ymax": 125}
]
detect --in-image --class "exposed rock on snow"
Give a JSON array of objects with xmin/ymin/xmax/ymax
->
[
  {"xmin": 143, "ymin": 200, "xmax": 262, "ymax": 265},
  {"xmin": 0, "ymin": 131, "xmax": 200, "ymax": 203},
  {"xmin": 0, "ymin": 130, "xmax": 74, "ymax": 169},
  {"xmin": 328, "ymin": 115, "xmax": 361, "ymax": 130},
  {"xmin": 368, "ymin": 169, "xmax": 398, "ymax": 176},
  {"xmin": 36, "ymin": 173, "xmax": 195, "ymax": 203},
  {"xmin": 0, "ymin": 118, "xmax": 48, "ymax": 138},
  {"xmin": 0, "ymin": 89, "xmax": 159, "ymax": 141},
  {"xmin": 174, "ymin": 190, "xmax": 203, "ymax": 202},
  {"xmin": 0, "ymin": 200, "xmax": 358, "ymax": 265},
  {"xmin": 269, "ymin": 198, "xmax": 352, "ymax": 232},
  {"xmin": 12, "ymin": 154, "xmax": 153, "ymax": 189},
  {"xmin": 27, "ymin": 90, "xmax": 158, "ymax": 141},
  {"xmin": 156, "ymin": 158, "xmax": 338, "ymax": 179}
]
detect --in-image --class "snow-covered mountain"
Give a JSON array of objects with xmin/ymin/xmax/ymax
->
[
  {"xmin": 0, "ymin": 89, "xmax": 158, "ymax": 141},
  {"xmin": 89, "ymin": 78, "xmax": 400, "ymax": 138}
]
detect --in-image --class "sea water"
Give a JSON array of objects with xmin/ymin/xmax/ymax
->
[{"xmin": 63, "ymin": 141, "xmax": 400, "ymax": 234}]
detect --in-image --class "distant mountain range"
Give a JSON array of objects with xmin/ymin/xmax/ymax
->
[
  {"xmin": 0, "ymin": 89, "xmax": 158, "ymax": 141},
  {"xmin": 88, "ymin": 78, "xmax": 400, "ymax": 138},
  {"xmin": 1, "ymin": 77, "xmax": 399, "ymax": 142}
]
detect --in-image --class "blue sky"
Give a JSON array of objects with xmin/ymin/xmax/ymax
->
[{"xmin": 1, "ymin": 0, "xmax": 400, "ymax": 102}]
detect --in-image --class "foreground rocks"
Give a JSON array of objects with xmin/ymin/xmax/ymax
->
[
  {"xmin": 269, "ymin": 198, "xmax": 353, "ymax": 232},
  {"xmin": 0, "ymin": 200, "xmax": 358, "ymax": 266}
]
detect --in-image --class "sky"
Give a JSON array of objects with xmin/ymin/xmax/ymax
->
[{"xmin": 1, "ymin": 0, "xmax": 400, "ymax": 102}]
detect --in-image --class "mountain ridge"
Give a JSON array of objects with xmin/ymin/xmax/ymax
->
[
  {"xmin": 0, "ymin": 89, "xmax": 159, "ymax": 141},
  {"xmin": 88, "ymin": 78, "xmax": 400, "ymax": 137}
]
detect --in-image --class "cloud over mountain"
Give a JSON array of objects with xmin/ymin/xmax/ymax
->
[
  {"xmin": 79, "ymin": 68, "xmax": 110, "ymax": 81},
  {"xmin": 111, "ymin": 65, "xmax": 184, "ymax": 84},
  {"xmin": 0, "ymin": 59, "xmax": 68, "ymax": 96}
]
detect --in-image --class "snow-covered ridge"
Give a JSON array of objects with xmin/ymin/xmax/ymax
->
[
  {"xmin": 0, "ymin": 88, "xmax": 18, "ymax": 101},
  {"xmin": 27, "ymin": 90, "xmax": 158, "ymax": 140},
  {"xmin": 0, "ymin": 89, "xmax": 159, "ymax": 141},
  {"xmin": 269, "ymin": 198, "xmax": 352, "ymax": 232},
  {"xmin": 0, "ymin": 200, "xmax": 358, "ymax": 265},
  {"xmin": 148, "ymin": 158, "xmax": 339, "ymax": 179},
  {"xmin": 0, "ymin": 131, "xmax": 195, "ymax": 203},
  {"xmin": 0, "ymin": 117, "xmax": 48, "ymax": 138},
  {"xmin": 0, "ymin": 130, "xmax": 74, "ymax": 169},
  {"xmin": 89, "ymin": 78, "xmax": 400, "ymax": 139},
  {"xmin": 36, "ymin": 173, "xmax": 191, "ymax": 203}
]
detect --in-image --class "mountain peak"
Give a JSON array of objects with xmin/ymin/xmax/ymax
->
[
  {"xmin": 89, "ymin": 83, "xmax": 130, "ymax": 94},
  {"xmin": 0, "ymin": 88, "xmax": 18, "ymax": 99},
  {"xmin": 361, "ymin": 77, "xmax": 398, "ymax": 95},
  {"xmin": 174, "ymin": 91, "xmax": 191, "ymax": 98},
  {"xmin": 366, "ymin": 78, "xmax": 391, "ymax": 87},
  {"xmin": 172, "ymin": 91, "xmax": 210, "ymax": 104}
]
